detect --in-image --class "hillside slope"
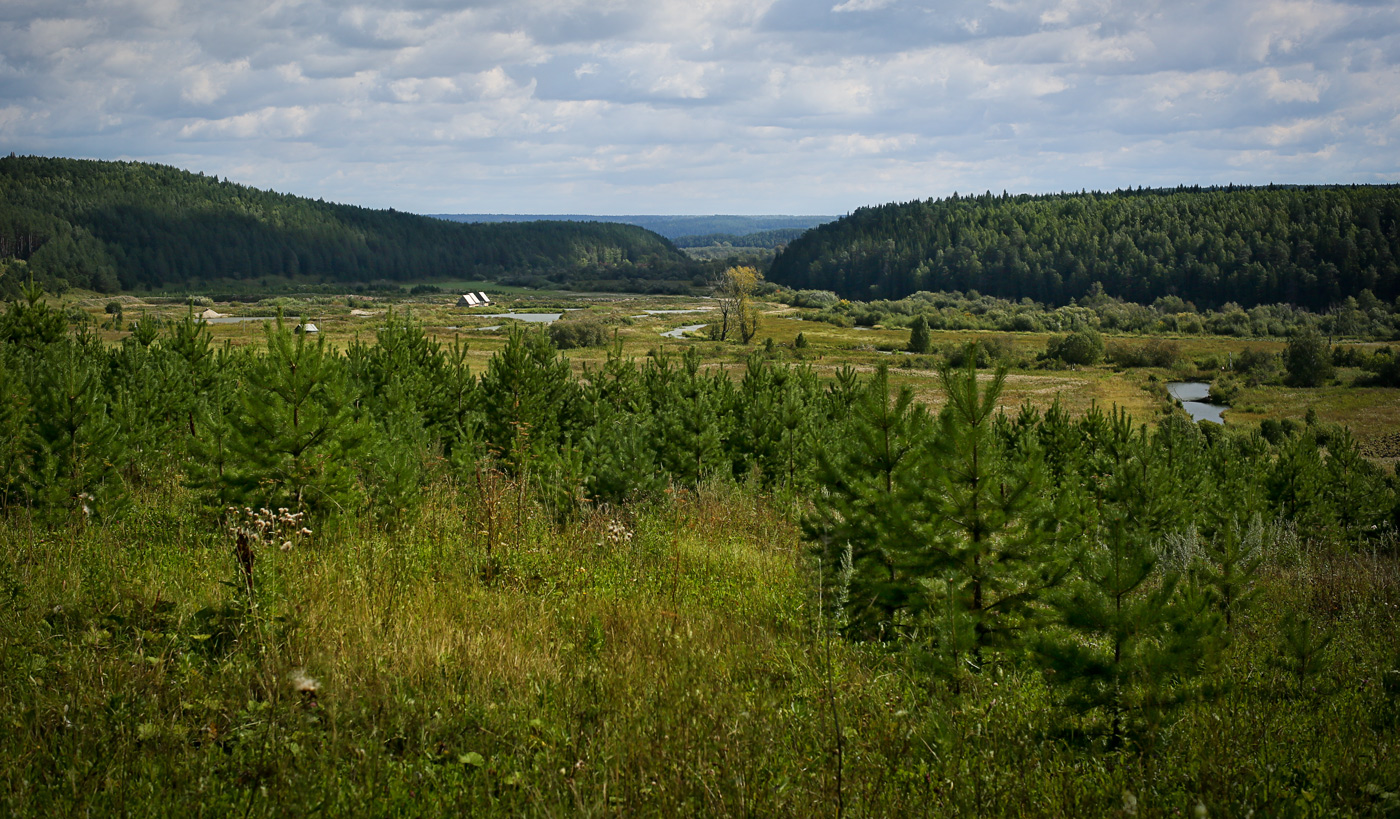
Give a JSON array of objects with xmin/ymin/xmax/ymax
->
[
  {"xmin": 768, "ymin": 186, "xmax": 1400, "ymax": 309},
  {"xmin": 0, "ymin": 156, "xmax": 694, "ymax": 294}
]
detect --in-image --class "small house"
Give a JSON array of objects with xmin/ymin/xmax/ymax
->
[
  {"xmin": 295, "ymin": 323, "xmax": 319, "ymax": 334},
  {"xmin": 456, "ymin": 294, "xmax": 481, "ymax": 307},
  {"xmin": 475, "ymin": 292, "xmax": 491, "ymax": 305}
]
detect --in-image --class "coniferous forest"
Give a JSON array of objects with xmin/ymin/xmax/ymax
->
[
  {"xmin": 768, "ymin": 186, "xmax": 1400, "ymax": 309},
  {"xmin": 0, "ymin": 156, "xmax": 697, "ymax": 295},
  {"xmin": 2, "ymin": 280, "xmax": 1398, "ymax": 815}
]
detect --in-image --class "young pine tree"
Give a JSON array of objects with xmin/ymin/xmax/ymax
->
[
  {"xmin": 648, "ymin": 348, "xmax": 724, "ymax": 489},
  {"xmin": 477, "ymin": 326, "xmax": 585, "ymax": 475},
  {"xmin": 25, "ymin": 340, "xmax": 126, "ymax": 521},
  {"xmin": 806, "ymin": 364, "xmax": 933, "ymax": 639},
  {"xmin": 1194, "ymin": 513, "xmax": 1264, "ymax": 630},
  {"xmin": 221, "ymin": 316, "xmax": 368, "ymax": 513},
  {"xmin": 906, "ymin": 315, "xmax": 932, "ymax": 354},
  {"xmin": 1037, "ymin": 411, "xmax": 1221, "ymax": 746},
  {"xmin": 913, "ymin": 354, "xmax": 1074, "ymax": 670}
]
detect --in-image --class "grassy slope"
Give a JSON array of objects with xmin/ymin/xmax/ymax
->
[{"xmin": 2, "ymin": 472, "xmax": 1398, "ymax": 817}]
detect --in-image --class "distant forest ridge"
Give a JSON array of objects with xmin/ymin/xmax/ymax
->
[
  {"xmin": 672, "ymin": 228, "xmax": 809, "ymax": 250},
  {"xmin": 768, "ymin": 185, "xmax": 1400, "ymax": 311},
  {"xmin": 0, "ymin": 156, "xmax": 697, "ymax": 295},
  {"xmin": 430, "ymin": 214, "xmax": 836, "ymax": 241}
]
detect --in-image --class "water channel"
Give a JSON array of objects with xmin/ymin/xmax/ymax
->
[
  {"xmin": 661, "ymin": 324, "xmax": 708, "ymax": 338},
  {"xmin": 1166, "ymin": 381, "xmax": 1228, "ymax": 425}
]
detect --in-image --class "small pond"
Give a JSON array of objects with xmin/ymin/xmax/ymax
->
[
  {"xmin": 1167, "ymin": 381, "xmax": 1227, "ymax": 425},
  {"xmin": 661, "ymin": 324, "xmax": 707, "ymax": 338}
]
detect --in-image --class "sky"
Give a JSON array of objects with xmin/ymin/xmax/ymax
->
[{"xmin": 1, "ymin": 0, "xmax": 1398, "ymax": 215}]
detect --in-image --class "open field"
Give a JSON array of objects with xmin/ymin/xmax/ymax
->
[{"xmin": 62, "ymin": 290, "xmax": 1400, "ymax": 446}]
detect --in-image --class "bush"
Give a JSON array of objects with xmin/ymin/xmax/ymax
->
[
  {"xmin": 548, "ymin": 317, "xmax": 612, "ymax": 349},
  {"xmin": 1234, "ymin": 347, "xmax": 1283, "ymax": 385},
  {"xmin": 1359, "ymin": 347, "xmax": 1400, "ymax": 387},
  {"xmin": 1107, "ymin": 338, "xmax": 1181, "ymax": 368},
  {"xmin": 789, "ymin": 289, "xmax": 839, "ymax": 308},
  {"xmin": 1285, "ymin": 330, "xmax": 1335, "ymax": 387},
  {"xmin": 1045, "ymin": 328, "xmax": 1104, "ymax": 365},
  {"xmin": 852, "ymin": 309, "xmax": 886, "ymax": 328},
  {"xmin": 1209, "ymin": 375, "xmax": 1241, "ymax": 405}
]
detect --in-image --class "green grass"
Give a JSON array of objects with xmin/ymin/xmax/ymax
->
[{"xmin": 3, "ymin": 476, "xmax": 1398, "ymax": 816}]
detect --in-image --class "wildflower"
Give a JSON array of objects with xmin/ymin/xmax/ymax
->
[
  {"xmin": 289, "ymin": 669, "xmax": 321, "ymax": 704},
  {"xmin": 280, "ymin": 540, "xmax": 293, "ymax": 552}
]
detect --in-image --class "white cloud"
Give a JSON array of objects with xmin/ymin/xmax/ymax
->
[
  {"xmin": 0, "ymin": 0, "xmax": 1395, "ymax": 212},
  {"xmin": 832, "ymin": 0, "xmax": 896, "ymax": 13}
]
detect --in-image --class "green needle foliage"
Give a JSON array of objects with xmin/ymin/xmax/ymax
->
[
  {"xmin": 1194, "ymin": 514, "xmax": 1264, "ymax": 630},
  {"xmin": 25, "ymin": 340, "xmax": 126, "ymax": 521},
  {"xmin": 906, "ymin": 314, "xmax": 931, "ymax": 354},
  {"xmin": 914, "ymin": 355, "xmax": 1074, "ymax": 670},
  {"xmin": 648, "ymin": 348, "xmax": 725, "ymax": 489},
  {"xmin": 221, "ymin": 316, "xmax": 369, "ymax": 512},
  {"xmin": 807, "ymin": 364, "xmax": 932, "ymax": 638},
  {"xmin": 1036, "ymin": 411, "xmax": 1222, "ymax": 745},
  {"xmin": 1272, "ymin": 611, "xmax": 1336, "ymax": 692}
]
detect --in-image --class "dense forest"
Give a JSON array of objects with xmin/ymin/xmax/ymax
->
[
  {"xmin": 434, "ymin": 214, "xmax": 833, "ymax": 240},
  {"xmin": 672, "ymin": 228, "xmax": 808, "ymax": 249},
  {"xmin": 0, "ymin": 156, "xmax": 696, "ymax": 295},
  {"xmin": 769, "ymin": 186, "xmax": 1400, "ymax": 310}
]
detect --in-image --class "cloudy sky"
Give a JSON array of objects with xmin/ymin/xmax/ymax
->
[{"xmin": 2, "ymin": 0, "xmax": 1397, "ymax": 214}]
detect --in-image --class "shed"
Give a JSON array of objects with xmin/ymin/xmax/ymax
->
[
  {"xmin": 295, "ymin": 323, "xmax": 319, "ymax": 334},
  {"xmin": 475, "ymin": 291, "xmax": 492, "ymax": 305},
  {"xmin": 456, "ymin": 294, "xmax": 480, "ymax": 307}
]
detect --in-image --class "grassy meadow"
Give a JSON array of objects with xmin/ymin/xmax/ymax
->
[
  {"xmin": 3, "ymin": 288, "xmax": 1398, "ymax": 816},
  {"xmin": 4, "ymin": 475, "xmax": 1399, "ymax": 817}
]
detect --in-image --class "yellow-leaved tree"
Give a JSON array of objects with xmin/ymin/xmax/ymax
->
[{"xmin": 713, "ymin": 265, "xmax": 762, "ymax": 343}]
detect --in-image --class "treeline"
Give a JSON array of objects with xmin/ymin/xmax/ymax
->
[
  {"xmin": 0, "ymin": 155, "xmax": 696, "ymax": 295},
  {"xmin": 781, "ymin": 287, "xmax": 1400, "ymax": 341},
  {"xmin": 672, "ymin": 228, "xmax": 808, "ymax": 249},
  {"xmin": 769, "ymin": 185, "xmax": 1400, "ymax": 310}
]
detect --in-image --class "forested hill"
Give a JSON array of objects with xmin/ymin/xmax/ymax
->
[
  {"xmin": 768, "ymin": 186, "xmax": 1400, "ymax": 310},
  {"xmin": 0, "ymin": 155, "xmax": 694, "ymax": 294}
]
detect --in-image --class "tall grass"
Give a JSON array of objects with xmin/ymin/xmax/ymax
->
[{"xmin": 1, "ymin": 477, "xmax": 1397, "ymax": 816}]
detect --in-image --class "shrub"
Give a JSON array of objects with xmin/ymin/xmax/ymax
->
[
  {"xmin": 1285, "ymin": 330, "xmax": 1335, "ymax": 387},
  {"xmin": 1234, "ymin": 347, "xmax": 1283, "ymax": 385},
  {"xmin": 1360, "ymin": 347, "xmax": 1400, "ymax": 387},
  {"xmin": 548, "ymin": 317, "xmax": 612, "ymax": 349},
  {"xmin": 1045, "ymin": 328, "xmax": 1104, "ymax": 365},
  {"xmin": 1209, "ymin": 375, "xmax": 1241, "ymax": 405},
  {"xmin": 1107, "ymin": 338, "xmax": 1181, "ymax": 368},
  {"xmin": 789, "ymin": 289, "xmax": 839, "ymax": 308}
]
